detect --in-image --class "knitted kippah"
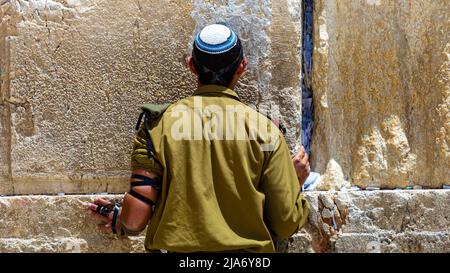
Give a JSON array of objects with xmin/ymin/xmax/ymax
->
[{"xmin": 194, "ymin": 24, "xmax": 238, "ymax": 54}]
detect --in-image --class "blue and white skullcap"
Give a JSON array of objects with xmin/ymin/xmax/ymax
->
[{"xmin": 194, "ymin": 24, "xmax": 238, "ymax": 54}]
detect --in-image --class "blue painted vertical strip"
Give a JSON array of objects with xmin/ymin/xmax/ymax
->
[{"xmin": 302, "ymin": 0, "xmax": 314, "ymax": 156}]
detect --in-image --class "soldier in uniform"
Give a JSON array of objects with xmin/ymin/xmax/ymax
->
[{"xmin": 85, "ymin": 24, "xmax": 310, "ymax": 253}]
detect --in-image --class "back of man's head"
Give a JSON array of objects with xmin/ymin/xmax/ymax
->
[{"xmin": 192, "ymin": 24, "xmax": 244, "ymax": 87}]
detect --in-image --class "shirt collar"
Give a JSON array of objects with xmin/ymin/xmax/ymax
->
[{"xmin": 193, "ymin": 85, "xmax": 241, "ymax": 101}]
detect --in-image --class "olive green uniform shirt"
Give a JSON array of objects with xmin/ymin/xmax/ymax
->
[{"xmin": 131, "ymin": 85, "xmax": 309, "ymax": 253}]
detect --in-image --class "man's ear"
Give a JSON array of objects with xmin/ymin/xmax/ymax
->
[
  {"xmin": 186, "ymin": 56, "xmax": 198, "ymax": 76},
  {"xmin": 235, "ymin": 57, "xmax": 248, "ymax": 76}
]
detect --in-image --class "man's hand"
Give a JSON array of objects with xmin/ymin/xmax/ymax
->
[
  {"xmin": 293, "ymin": 146, "xmax": 310, "ymax": 187},
  {"xmin": 83, "ymin": 198, "xmax": 121, "ymax": 234}
]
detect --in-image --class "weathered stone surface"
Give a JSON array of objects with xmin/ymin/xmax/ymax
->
[
  {"xmin": 0, "ymin": 194, "xmax": 145, "ymax": 253},
  {"xmin": 0, "ymin": 190, "xmax": 448, "ymax": 253},
  {"xmin": 334, "ymin": 231, "xmax": 450, "ymax": 253},
  {"xmin": 0, "ymin": 0, "xmax": 303, "ymax": 195},
  {"xmin": 311, "ymin": 0, "xmax": 449, "ymax": 189},
  {"xmin": 0, "ymin": 2, "xmax": 13, "ymax": 195},
  {"xmin": 1, "ymin": 0, "xmax": 448, "ymax": 194},
  {"xmin": 0, "ymin": 237, "xmax": 90, "ymax": 253},
  {"xmin": 0, "ymin": 236, "xmax": 146, "ymax": 253},
  {"xmin": 285, "ymin": 190, "xmax": 450, "ymax": 253}
]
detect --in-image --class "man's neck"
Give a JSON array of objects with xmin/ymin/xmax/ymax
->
[{"xmin": 197, "ymin": 82, "xmax": 235, "ymax": 90}]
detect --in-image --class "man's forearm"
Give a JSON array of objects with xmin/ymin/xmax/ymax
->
[
  {"xmin": 119, "ymin": 169, "xmax": 160, "ymax": 236},
  {"xmin": 120, "ymin": 211, "xmax": 151, "ymax": 236}
]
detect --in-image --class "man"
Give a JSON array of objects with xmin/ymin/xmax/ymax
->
[{"xmin": 85, "ymin": 24, "xmax": 310, "ymax": 253}]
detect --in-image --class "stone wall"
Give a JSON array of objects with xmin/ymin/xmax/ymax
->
[
  {"xmin": 2, "ymin": 0, "xmax": 448, "ymax": 194},
  {"xmin": 312, "ymin": 0, "xmax": 449, "ymax": 190},
  {"xmin": 0, "ymin": 0, "xmax": 303, "ymax": 195},
  {"xmin": 288, "ymin": 190, "xmax": 450, "ymax": 253},
  {"xmin": 1, "ymin": 190, "xmax": 448, "ymax": 253},
  {"xmin": 0, "ymin": 0, "xmax": 449, "ymax": 253},
  {"xmin": 0, "ymin": 194, "xmax": 146, "ymax": 252}
]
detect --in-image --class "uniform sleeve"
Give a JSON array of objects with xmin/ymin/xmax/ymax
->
[
  {"xmin": 130, "ymin": 127, "xmax": 163, "ymax": 177},
  {"xmin": 261, "ymin": 133, "xmax": 310, "ymax": 240}
]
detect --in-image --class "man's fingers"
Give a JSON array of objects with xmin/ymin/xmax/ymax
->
[
  {"xmin": 94, "ymin": 198, "xmax": 112, "ymax": 206},
  {"xmin": 84, "ymin": 199, "xmax": 115, "ymax": 235},
  {"xmin": 299, "ymin": 146, "xmax": 306, "ymax": 157},
  {"xmin": 302, "ymin": 154, "xmax": 309, "ymax": 165},
  {"xmin": 293, "ymin": 154, "xmax": 303, "ymax": 163},
  {"xmin": 85, "ymin": 202, "xmax": 111, "ymax": 217},
  {"xmin": 294, "ymin": 154, "xmax": 309, "ymax": 167},
  {"xmin": 85, "ymin": 203, "xmax": 112, "ymax": 222},
  {"xmin": 84, "ymin": 198, "xmax": 112, "ymax": 212},
  {"xmin": 294, "ymin": 147, "xmax": 307, "ymax": 161},
  {"xmin": 84, "ymin": 202, "xmax": 100, "ymax": 212},
  {"xmin": 89, "ymin": 210, "xmax": 111, "ymax": 222}
]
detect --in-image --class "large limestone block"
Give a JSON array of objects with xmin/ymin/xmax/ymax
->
[
  {"xmin": 0, "ymin": 194, "xmax": 146, "ymax": 253},
  {"xmin": 334, "ymin": 231, "xmax": 450, "ymax": 253},
  {"xmin": 312, "ymin": 0, "xmax": 449, "ymax": 189},
  {"xmin": 0, "ymin": 0, "xmax": 303, "ymax": 195},
  {"xmin": 287, "ymin": 190, "xmax": 450, "ymax": 253},
  {"xmin": 1, "ymin": 190, "xmax": 449, "ymax": 253}
]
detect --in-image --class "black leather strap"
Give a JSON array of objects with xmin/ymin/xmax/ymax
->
[
  {"xmin": 120, "ymin": 227, "xmax": 126, "ymax": 236},
  {"xmin": 96, "ymin": 204, "xmax": 111, "ymax": 216},
  {"xmin": 135, "ymin": 112, "xmax": 145, "ymax": 131},
  {"xmin": 142, "ymin": 115, "xmax": 158, "ymax": 161},
  {"xmin": 128, "ymin": 189, "xmax": 155, "ymax": 207},
  {"xmin": 111, "ymin": 205, "xmax": 120, "ymax": 234},
  {"xmin": 130, "ymin": 174, "xmax": 161, "ymax": 190},
  {"xmin": 135, "ymin": 111, "xmax": 160, "ymax": 163}
]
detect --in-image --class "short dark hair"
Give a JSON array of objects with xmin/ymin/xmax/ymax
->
[{"xmin": 192, "ymin": 38, "xmax": 244, "ymax": 87}]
